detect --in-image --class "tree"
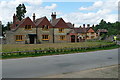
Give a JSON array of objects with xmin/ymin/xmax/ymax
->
[
  {"xmin": 2, "ymin": 25, "xmax": 6, "ymax": 37},
  {"xmin": 93, "ymin": 19, "xmax": 120, "ymax": 36},
  {"xmin": 16, "ymin": 4, "xmax": 27, "ymax": 21}
]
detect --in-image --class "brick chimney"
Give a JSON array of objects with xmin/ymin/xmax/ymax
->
[
  {"xmin": 83, "ymin": 24, "xmax": 85, "ymax": 28},
  {"xmin": 51, "ymin": 12, "xmax": 56, "ymax": 21},
  {"xmin": 13, "ymin": 13, "xmax": 17, "ymax": 24},
  {"xmin": 87, "ymin": 24, "xmax": 90, "ymax": 28},
  {"xmin": 73, "ymin": 24, "xmax": 74, "ymax": 27},
  {"xmin": 33, "ymin": 13, "xmax": 36, "ymax": 22},
  {"xmin": 79, "ymin": 26, "xmax": 82, "ymax": 28}
]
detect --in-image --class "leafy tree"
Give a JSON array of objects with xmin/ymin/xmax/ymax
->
[
  {"xmin": 2, "ymin": 25, "xmax": 7, "ymax": 37},
  {"xmin": 93, "ymin": 19, "xmax": 120, "ymax": 36},
  {"xmin": 16, "ymin": 4, "xmax": 27, "ymax": 21}
]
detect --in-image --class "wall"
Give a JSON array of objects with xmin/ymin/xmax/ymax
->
[
  {"xmin": 37, "ymin": 28, "xmax": 53, "ymax": 43},
  {"xmin": 53, "ymin": 28, "xmax": 71, "ymax": 43},
  {"xmin": 6, "ymin": 27, "xmax": 36, "ymax": 44}
]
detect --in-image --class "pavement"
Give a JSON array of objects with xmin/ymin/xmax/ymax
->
[
  {"xmin": 42, "ymin": 65, "xmax": 118, "ymax": 78},
  {"xmin": 2, "ymin": 48, "xmax": 119, "ymax": 78}
]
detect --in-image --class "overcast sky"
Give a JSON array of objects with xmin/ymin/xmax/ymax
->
[{"xmin": 0, "ymin": 0, "xmax": 119, "ymax": 27}]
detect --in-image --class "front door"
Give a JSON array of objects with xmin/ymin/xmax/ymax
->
[
  {"xmin": 29, "ymin": 35, "xmax": 35, "ymax": 44},
  {"xmin": 71, "ymin": 35, "xmax": 75, "ymax": 42}
]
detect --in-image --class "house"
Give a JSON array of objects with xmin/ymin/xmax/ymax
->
[
  {"xmin": 35, "ymin": 16, "xmax": 53, "ymax": 43},
  {"xmin": 97, "ymin": 29, "xmax": 108, "ymax": 36},
  {"xmin": 6, "ymin": 16, "xmax": 36, "ymax": 44},
  {"xmin": 74, "ymin": 24, "xmax": 97, "ymax": 42},
  {"xmin": 6, "ymin": 12, "xmax": 98, "ymax": 44},
  {"xmin": 50, "ymin": 12, "xmax": 74, "ymax": 43}
]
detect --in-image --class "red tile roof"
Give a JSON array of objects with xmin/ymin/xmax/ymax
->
[
  {"xmin": 51, "ymin": 18, "xmax": 69, "ymax": 28},
  {"xmin": 11, "ymin": 17, "xmax": 36, "ymax": 31},
  {"xmin": 35, "ymin": 16, "xmax": 52, "ymax": 28},
  {"xmin": 74, "ymin": 27, "xmax": 95, "ymax": 33},
  {"xmin": 66, "ymin": 22, "xmax": 74, "ymax": 29},
  {"xmin": 35, "ymin": 16, "xmax": 46, "ymax": 26}
]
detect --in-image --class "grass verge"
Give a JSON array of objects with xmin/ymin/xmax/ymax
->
[
  {"xmin": 1, "ymin": 44, "xmax": 120, "ymax": 59},
  {"xmin": 2, "ymin": 42, "xmax": 115, "ymax": 52}
]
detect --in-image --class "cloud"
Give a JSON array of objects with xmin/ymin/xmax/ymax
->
[
  {"xmin": 79, "ymin": 0, "xmax": 118, "ymax": 12},
  {"xmin": 62, "ymin": 0, "xmax": 118, "ymax": 27},
  {"xmin": 79, "ymin": 1, "xmax": 103, "ymax": 11},
  {"xmin": 0, "ymin": 0, "xmax": 57, "ymax": 25},
  {"xmin": 0, "ymin": 0, "xmax": 118, "ymax": 28},
  {"xmin": 61, "ymin": 9, "xmax": 117, "ymax": 27},
  {"xmin": 45, "ymin": 4, "xmax": 57, "ymax": 10},
  {"xmin": 0, "ymin": 0, "xmax": 42, "ymax": 25}
]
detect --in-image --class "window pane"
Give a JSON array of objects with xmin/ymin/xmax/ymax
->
[{"xmin": 16, "ymin": 35, "xmax": 23, "ymax": 41}]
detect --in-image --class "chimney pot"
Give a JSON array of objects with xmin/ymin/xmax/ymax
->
[
  {"xmin": 87, "ymin": 24, "xmax": 90, "ymax": 27},
  {"xmin": 51, "ymin": 12, "xmax": 56, "ymax": 22},
  {"xmin": 73, "ymin": 24, "xmax": 74, "ymax": 27},
  {"xmin": 79, "ymin": 26, "xmax": 82, "ymax": 28},
  {"xmin": 83, "ymin": 24, "xmax": 85, "ymax": 28},
  {"xmin": 13, "ymin": 13, "xmax": 16, "ymax": 24},
  {"xmin": 33, "ymin": 13, "xmax": 36, "ymax": 22}
]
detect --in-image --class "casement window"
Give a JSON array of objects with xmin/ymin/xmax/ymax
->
[
  {"xmin": 42, "ymin": 25, "xmax": 49, "ymax": 30},
  {"xmin": 42, "ymin": 35, "xmax": 49, "ymax": 40},
  {"xmin": 16, "ymin": 35, "xmax": 23, "ymax": 41},
  {"xmin": 25, "ymin": 25, "xmax": 32, "ymax": 30},
  {"xmin": 59, "ymin": 35, "xmax": 65, "ymax": 40},
  {"xmin": 59, "ymin": 28, "xmax": 64, "ymax": 33},
  {"xmin": 86, "ymin": 36, "xmax": 89, "ymax": 39}
]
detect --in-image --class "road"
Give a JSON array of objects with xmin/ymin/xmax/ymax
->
[{"xmin": 2, "ymin": 48, "xmax": 119, "ymax": 78}]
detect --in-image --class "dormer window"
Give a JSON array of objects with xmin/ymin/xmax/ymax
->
[
  {"xmin": 25, "ymin": 25, "xmax": 32, "ymax": 30},
  {"xmin": 42, "ymin": 25, "xmax": 49, "ymax": 30}
]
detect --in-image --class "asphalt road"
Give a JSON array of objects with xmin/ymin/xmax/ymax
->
[{"xmin": 2, "ymin": 48, "xmax": 119, "ymax": 78}]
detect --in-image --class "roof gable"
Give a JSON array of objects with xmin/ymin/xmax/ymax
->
[
  {"xmin": 54, "ymin": 18, "xmax": 69, "ymax": 28},
  {"xmin": 35, "ymin": 17, "xmax": 52, "ymax": 28},
  {"xmin": 35, "ymin": 17, "xmax": 45, "ymax": 26},
  {"xmin": 18, "ymin": 17, "xmax": 36, "ymax": 28},
  {"xmin": 87, "ymin": 27, "xmax": 95, "ymax": 33},
  {"xmin": 11, "ymin": 17, "xmax": 36, "ymax": 31}
]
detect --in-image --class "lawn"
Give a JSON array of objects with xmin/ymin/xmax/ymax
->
[{"xmin": 2, "ymin": 41, "xmax": 114, "ymax": 52}]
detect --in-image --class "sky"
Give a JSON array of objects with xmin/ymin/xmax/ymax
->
[{"xmin": 0, "ymin": 0, "xmax": 119, "ymax": 27}]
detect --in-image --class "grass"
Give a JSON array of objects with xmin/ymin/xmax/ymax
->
[
  {"xmin": 1, "ymin": 41, "xmax": 120, "ymax": 59},
  {"xmin": 2, "ymin": 41, "xmax": 115, "ymax": 52}
]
